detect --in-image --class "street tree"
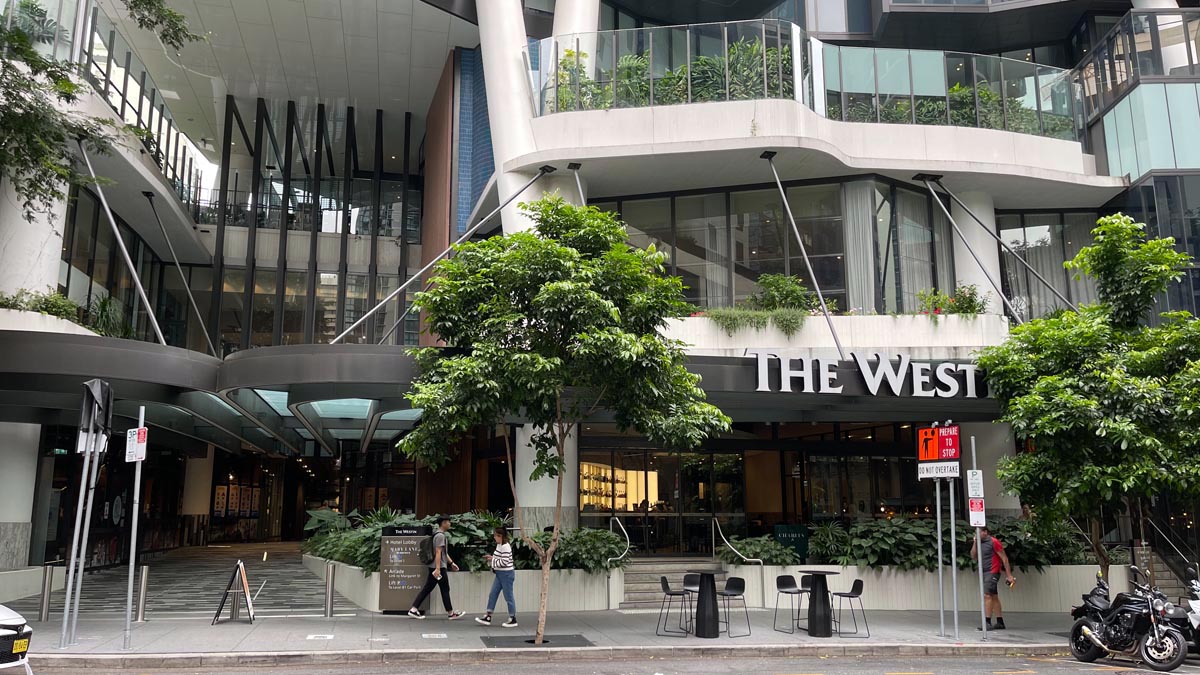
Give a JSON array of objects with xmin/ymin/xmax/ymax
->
[
  {"xmin": 977, "ymin": 214, "xmax": 1200, "ymax": 573},
  {"xmin": 1, "ymin": 0, "xmax": 200, "ymax": 220},
  {"xmin": 398, "ymin": 196, "xmax": 731, "ymax": 643}
]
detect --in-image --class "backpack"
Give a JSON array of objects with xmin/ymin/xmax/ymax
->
[{"xmin": 418, "ymin": 534, "xmax": 435, "ymax": 565}]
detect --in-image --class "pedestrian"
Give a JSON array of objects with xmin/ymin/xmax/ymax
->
[
  {"xmin": 971, "ymin": 525, "xmax": 1015, "ymax": 630},
  {"xmin": 408, "ymin": 516, "xmax": 465, "ymax": 620},
  {"xmin": 475, "ymin": 526, "xmax": 518, "ymax": 627}
]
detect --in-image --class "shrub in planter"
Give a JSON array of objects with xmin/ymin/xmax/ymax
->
[
  {"xmin": 704, "ymin": 274, "xmax": 828, "ymax": 337},
  {"xmin": 0, "ymin": 287, "xmax": 81, "ymax": 322},
  {"xmin": 716, "ymin": 534, "xmax": 801, "ymax": 565}
]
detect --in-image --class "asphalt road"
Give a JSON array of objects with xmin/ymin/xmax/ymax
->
[{"xmin": 32, "ymin": 655, "xmax": 1200, "ymax": 675}]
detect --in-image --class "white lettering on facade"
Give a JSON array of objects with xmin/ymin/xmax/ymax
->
[
  {"xmin": 854, "ymin": 352, "xmax": 910, "ymax": 396},
  {"xmin": 935, "ymin": 362, "xmax": 961, "ymax": 398},
  {"xmin": 776, "ymin": 353, "xmax": 815, "ymax": 393},
  {"xmin": 818, "ymin": 358, "xmax": 843, "ymax": 394},
  {"xmin": 910, "ymin": 361, "xmax": 935, "ymax": 397},
  {"xmin": 748, "ymin": 349, "xmax": 774, "ymax": 392},
  {"xmin": 957, "ymin": 363, "xmax": 979, "ymax": 398}
]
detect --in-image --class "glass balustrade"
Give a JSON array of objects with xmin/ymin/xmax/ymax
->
[{"xmin": 526, "ymin": 18, "xmax": 1081, "ymax": 141}]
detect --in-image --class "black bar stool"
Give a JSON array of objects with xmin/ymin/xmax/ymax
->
[
  {"xmin": 656, "ymin": 576, "xmax": 692, "ymax": 637},
  {"xmin": 832, "ymin": 579, "xmax": 869, "ymax": 638},
  {"xmin": 717, "ymin": 576, "xmax": 751, "ymax": 638},
  {"xmin": 773, "ymin": 574, "xmax": 808, "ymax": 633}
]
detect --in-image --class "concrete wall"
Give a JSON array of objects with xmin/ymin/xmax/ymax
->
[
  {"xmin": 729, "ymin": 563, "xmax": 1126, "ymax": 613},
  {"xmin": 0, "ymin": 179, "xmax": 67, "ymax": 298},
  {"xmin": 0, "ymin": 309, "xmax": 96, "ymax": 336},
  {"xmin": 303, "ymin": 554, "xmax": 618, "ymax": 614},
  {"xmin": 666, "ymin": 314, "xmax": 1009, "ymax": 359},
  {"xmin": 0, "ymin": 566, "xmax": 66, "ymax": 603},
  {"xmin": 418, "ymin": 53, "xmax": 457, "ymax": 347},
  {"xmin": 0, "ymin": 422, "xmax": 41, "ymax": 569}
]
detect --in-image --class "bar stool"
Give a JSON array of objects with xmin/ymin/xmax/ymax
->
[
  {"xmin": 832, "ymin": 579, "xmax": 869, "ymax": 638},
  {"xmin": 773, "ymin": 575, "xmax": 808, "ymax": 633},
  {"xmin": 656, "ymin": 576, "xmax": 692, "ymax": 637},
  {"xmin": 717, "ymin": 576, "xmax": 751, "ymax": 638}
]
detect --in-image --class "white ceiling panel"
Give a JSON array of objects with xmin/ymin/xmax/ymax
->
[
  {"xmin": 304, "ymin": 0, "xmax": 343, "ymax": 20},
  {"xmin": 410, "ymin": 30, "xmax": 450, "ymax": 69},
  {"xmin": 411, "ymin": 1, "xmax": 450, "ymax": 31},
  {"xmin": 378, "ymin": 0, "xmax": 414, "ymax": 14},
  {"xmin": 198, "ymin": 6, "xmax": 244, "ymax": 47},
  {"xmin": 307, "ymin": 18, "xmax": 347, "ymax": 56},
  {"xmin": 232, "ymin": 0, "xmax": 273, "ymax": 25},
  {"xmin": 267, "ymin": 0, "xmax": 309, "ymax": 36}
]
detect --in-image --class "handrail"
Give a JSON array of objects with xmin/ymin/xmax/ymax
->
[
  {"xmin": 1145, "ymin": 516, "xmax": 1199, "ymax": 579},
  {"xmin": 712, "ymin": 518, "xmax": 763, "ymax": 566},
  {"xmin": 607, "ymin": 516, "xmax": 631, "ymax": 567}
]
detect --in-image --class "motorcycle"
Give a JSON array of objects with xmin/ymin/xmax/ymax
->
[
  {"xmin": 1069, "ymin": 565, "xmax": 1189, "ymax": 672},
  {"xmin": 1180, "ymin": 567, "xmax": 1200, "ymax": 652}
]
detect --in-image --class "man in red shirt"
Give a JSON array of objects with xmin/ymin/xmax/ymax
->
[{"xmin": 971, "ymin": 526, "xmax": 1015, "ymax": 629}]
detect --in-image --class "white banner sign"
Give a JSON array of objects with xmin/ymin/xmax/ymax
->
[
  {"xmin": 966, "ymin": 470, "xmax": 984, "ymax": 498},
  {"xmin": 969, "ymin": 497, "xmax": 986, "ymax": 527},
  {"xmin": 125, "ymin": 427, "xmax": 148, "ymax": 462},
  {"xmin": 918, "ymin": 461, "xmax": 960, "ymax": 480}
]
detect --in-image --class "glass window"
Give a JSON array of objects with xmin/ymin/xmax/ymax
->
[
  {"xmin": 621, "ymin": 198, "xmax": 672, "ymax": 263},
  {"xmin": 1167, "ymin": 84, "xmax": 1200, "ymax": 169},
  {"xmin": 282, "ymin": 270, "xmax": 307, "ymax": 345},
  {"xmin": 580, "ymin": 450, "xmax": 614, "ymax": 519},
  {"xmin": 67, "ymin": 192, "xmax": 97, "ymax": 307},
  {"xmin": 876, "ymin": 49, "xmax": 912, "ymax": 123},
  {"xmin": 815, "ymin": 0, "xmax": 848, "ymax": 33},
  {"xmin": 312, "ymin": 270, "xmax": 339, "ymax": 343},
  {"xmin": 342, "ymin": 273, "xmax": 370, "ymax": 344},
  {"xmin": 218, "ymin": 269, "xmax": 246, "ymax": 355},
  {"xmin": 189, "ymin": 267, "xmax": 213, "ymax": 353},
  {"xmin": 974, "ymin": 56, "xmax": 1004, "ymax": 130},
  {"xmin": 1137, "ymin": 84, "xmax": 1177, "ymax": 172},
  {"xmin": 727, "ymin": 23, "xmax": 765, "ymax": 101},
  {"xmin": 91, "ymin": 218, "xmax": 114, "ymax": 304},
  {"xmin": 159, "ymin": 263, "xmax": 190, "ymax": 348},
  {"xmin": 875, "ymin": 182, "xmax": 898, "ymax": 313},
  {"xmin": 675, "ymin": 194, "xmax": 730, "ymax": 308},
  {"xmin": 895, "ymin": 188, "xmax": 933, "ymax": 312},
  {"xmin": 946, "ymin": 54, "xmax": 975, "ymax": 127},
  {"xmin": 912, "ymin": 51, "xmax": 948, "ymax": 125},
  {"xmin": 251, "ymin": 269, "xmax": 276, "ymax": 347},
  {"xmin": 840, "ymin": 47, "xmax": 876, "ymax": 122},
  {"xmin": 1021, "ymin": 213, "xmax": 1071, "ymax": 318},
  {"xmin": 731, "ymin": 190, "xmax": 786, "ymax": 303},
  {"xmin": 787, "ymin": 184, "xmax": 845, "ymax": 308},
  {"xmin": 1063, "ymin": 213, "xmax": 1099, "ymax": 306},
  {"xmin": 1001, "ymin": 58, "xmax": 1040, "ymax": 135},
  {"xmin": 824, "ymin": 44, "xmax": 842, "ymax": 119}
]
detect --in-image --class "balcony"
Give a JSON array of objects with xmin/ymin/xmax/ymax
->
[{"xmin": 526, "ymin": 18, "xmax": 1081, "ymax": 141}]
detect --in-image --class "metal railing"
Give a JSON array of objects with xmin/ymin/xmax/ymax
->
[
  {"xmin": 712, "ymin": 518, "xmax": 763, "ymax": 566},
  {"xmin": 607, "ymin": 516, "xmax": 631, "ymax": 567},
  {"xmin": 1145, "ymin": 516, "xmax": 1200, "ymax": 584}
]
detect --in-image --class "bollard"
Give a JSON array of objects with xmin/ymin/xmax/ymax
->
[
  {"xmin": 39, "ymin": 565, "xmax": 55, "ymax": 622},
  {"xmin": 324, "ymin": 562, "xmax": 336, "ymax": 618},
  {"xmin": 135, "ymin": 566, "xmax": 149, "ymax": 623}
]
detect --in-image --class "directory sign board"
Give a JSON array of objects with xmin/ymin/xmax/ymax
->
[{"xmin": 379, "ymin": 526, "xmax": 431, "ymax": 612}]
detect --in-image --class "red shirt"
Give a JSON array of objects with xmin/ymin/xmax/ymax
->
[{"xmin": 989, "ymin": 538, "xmax": 1005, "ymax": 573}]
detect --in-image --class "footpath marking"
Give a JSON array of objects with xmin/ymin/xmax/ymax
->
[
  {"xmin": 994, "ymin": 671, "xmax": 1037, "ymax": 674},
  {"xmin": 885, "ymin": 672, "xmax": 935, "ymax": 674}
]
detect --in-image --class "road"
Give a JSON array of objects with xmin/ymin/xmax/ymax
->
[{"xmin": 32, "ymin": 655, "xmax": 1200, "ymax": 675}]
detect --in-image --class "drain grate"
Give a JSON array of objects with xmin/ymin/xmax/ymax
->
[{"xmin": 480, "ymin": 634, "xmax": 594, "ymax": 648}]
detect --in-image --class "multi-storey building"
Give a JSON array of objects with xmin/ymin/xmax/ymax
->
[{"xmin": 0, "ymin": 0, "xmax": 1197, "ymax": 581}]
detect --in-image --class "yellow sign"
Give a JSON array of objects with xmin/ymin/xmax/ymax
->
[{"xmin": 12, "ymin": 638, "xmax": 29, "ymax": 654}]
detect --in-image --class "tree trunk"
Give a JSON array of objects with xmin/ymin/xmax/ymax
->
[
  {"xmin": 536, "ymin": 555, "xmax": 551, "ymax": 643},
  {"xmin": 1090, "ymin": 517, "xmax": 1111, "ymax": 581}
]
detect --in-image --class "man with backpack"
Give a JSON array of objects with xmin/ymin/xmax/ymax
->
[{"xmin": 408, "ymin": 516, "xmax": 465, "ymax": 620}]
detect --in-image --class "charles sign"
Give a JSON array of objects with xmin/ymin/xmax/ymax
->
[{"xmin": 745, "ymin": 350, "xmax": 984, "ymax": 399}]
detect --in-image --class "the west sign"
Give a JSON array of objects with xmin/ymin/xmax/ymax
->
[{"xmin": 745, "ymin": 350, "xmax": 985, "ymax": 399}]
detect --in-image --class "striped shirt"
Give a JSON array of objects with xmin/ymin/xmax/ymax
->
[{"xmin": 490, "ymin": 542, "xmax": 514, "ymax": 571}]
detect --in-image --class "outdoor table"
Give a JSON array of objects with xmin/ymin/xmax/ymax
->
[
  {"xmin": 688, "ymin": 568, "xmax": 722, "ymax": 638},
  {"xmin": 798, "ymin": 570, "xmax": 840, "ymax": 637}
]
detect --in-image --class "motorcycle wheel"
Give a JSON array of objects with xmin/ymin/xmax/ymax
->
[
  {"xmin": 1140, "ymin": 629, "xmax": 1188, "ymax": 672},
  {"xmin": 1069, "ymin": 618, "xmax": 1105, "ymax": 663}
]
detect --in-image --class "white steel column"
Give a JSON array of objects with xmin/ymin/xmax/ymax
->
[
  {"xmin": 551, "ymin": 0, "xmax": 601, "ymax": 36},
  {"xmin": 0, "ymin": 422, "xmax": 41, "ymax": 569},
  {"xmin": 0, "ymin": 179, "xmax": 68, "ymax": 297},
  {"xmin": 950, "ymin": 191, "xmax": 1002, "ymax": 308},
  {"xmin": 513, "ymin": 425, "xmax": 579, "ymax": 533},
  {"xmin": 478, "ymin": 0, "xmax": 587, "ymax": 233}
]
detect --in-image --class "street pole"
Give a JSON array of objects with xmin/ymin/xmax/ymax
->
[
  {"xmin": 936, "ymin": 478, "xmax": 945, "ymax": 637},
  {"xmin": 59, "ymin": 409, "xmax": 95, "ymax": 648},
  {"xmin": 950, "ymin": 476, "xmax": 960, "ymax": 640},
  {"xmin": 123, "ymin": 406, "xmax": 145, "ymax": 650},
  {"xmin": 70, "ymin": 429, "xmax": 106, "ymax": 645},
  {"xmin": 973, "ymin": 436, "xmax": 987, "ymax": 641}
]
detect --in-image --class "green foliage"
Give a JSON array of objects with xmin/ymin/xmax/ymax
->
[
  {"xmin": 0, "ymin": 0, "xmax": 199, "ymax": 221},
  {"xmin": 745, "ymin": 273, "xmax": 814, "ymax": 311},
  {"xmin": 977, "ymin": 214, "xmax": 1200, "ymax": 559},
  {"xmin": 0, "ymin": 287, "xmax": 80, "ymax": 321},
  {"xmin": 301, "ymin": 507, "xmax": 624, "ymax": 576},
  {"xmin": 703, "ymin": 274, "xmax": 828, "ymax": 337},
  {"xmin": 715, "ymin": 534, "xmax": 802, "ymax": 566},
  {"xmin": 806, "ymin": 516, "xmax": 1084, "ymax": 571},
  {"xmin": 85, "ymin": 294, "xmax": 132, "ymax": 337},
  {"xmin": 915, "ymin": 284, "xmax": 990, "ymax": 317}
]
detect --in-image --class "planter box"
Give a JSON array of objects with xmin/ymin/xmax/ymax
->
[
  {"xmin": 0, "ymin": 308, "xmax": 95, "ymax": 336},
  {"xmin": 303, "ymin": 554, "xmax": 621, "ymax": 614},
  {"xmin": 665, "ymin": 314, "xmax": 1009, "ymax": 359},
  {"xmin": 0, "ymin": 566, "xmax": 65, "ymax": 603},
  {"xmin": 727, "ymin": 563, "xmax": 1128, "ymax": 614}
]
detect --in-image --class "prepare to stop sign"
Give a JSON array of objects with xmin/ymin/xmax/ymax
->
[{"xmin": 917, "ymin": 425, "xmax": 960, "ymax": 461}]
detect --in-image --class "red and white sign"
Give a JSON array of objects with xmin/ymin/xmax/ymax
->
[
  {"xmin": 125, "ymin": 426, "xmax": 148, "ymax": 462},
  {"xmin": 918, "ymin": 425, "xmax": 961, "ymax": 461},
  {"xmin": 969, "ymin": 497, "xmax": 986, "ymax": 527}
]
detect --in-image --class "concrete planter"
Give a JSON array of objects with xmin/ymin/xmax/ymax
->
[
  {"xmin": 303, "ymin": 554, "xmax": 621, "ymax": 614},
  {"xmin": 0, "ymin": 566, "xmax": 65, "ymax": 603},
  {"xmin": 727, "ymin": 563, "xmax": 1126, "ymax": 614},
  {"xmin": 665, "ymin": 314, "xmax": 1009, "ymax": 359},
  {"xmin": 0, "ymin": 308, "xmax": 95, "ymax": 336}
]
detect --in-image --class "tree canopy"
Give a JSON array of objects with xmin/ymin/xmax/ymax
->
[
  {"xmin": 0, "ymin": 0, "xmax": 200, "ymax": 220},
  {"xmin": 977, "ymin": 214, "xmax": 1200, "ymax": 558}
]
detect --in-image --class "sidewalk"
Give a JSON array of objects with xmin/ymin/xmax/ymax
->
[{"xmin": 26, "ymin": 608, "xmax": 1071, "ymax": 669}]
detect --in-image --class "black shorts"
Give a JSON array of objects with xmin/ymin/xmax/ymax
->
[{"xmin": 985, "ymin": 572, "xmax": 1001, "ymax": 595}]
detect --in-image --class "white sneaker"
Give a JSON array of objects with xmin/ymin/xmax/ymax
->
[
  {"xmin": 475, "ymin": 615, "xmax": 492, "ymax": 626},
  {"xmin": 502, "ymin": 617, "xmax": 518, "ymax": 628},
  {"xmin": 448, "ymin": 611, "xmax": 466, "ymax": 620},
  {"xmin": 407, "ymin": 609, "xmax": 424, "ymax": 619}
]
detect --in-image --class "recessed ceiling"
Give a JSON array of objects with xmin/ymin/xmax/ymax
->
[{"xmin": 95, "ymin": 0, "xmax": 481, "ymax": 171}]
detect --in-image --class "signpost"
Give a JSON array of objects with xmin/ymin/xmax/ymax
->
[
  {"xmin": 918, "ymin": 422, "xmax": 961, "ymax": 639},
  {"xmin": 969, "ymin": 443, "xmax": 988, "ymax": 640},
  {"xmin": 123, "ymin": 409, "xmax": 148, "ymax": 650},
  {"xmin": 379, "ymin": 526, "xmax": 432, "ymax": 613}
]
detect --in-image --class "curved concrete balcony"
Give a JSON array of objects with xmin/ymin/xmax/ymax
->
[{"xmin": 520, "ymin": 20, "xmax": 1125, "ymax": 206}]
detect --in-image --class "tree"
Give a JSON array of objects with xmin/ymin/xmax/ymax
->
[
  {"xmin": 398, "ymin": 196, "xmax": 731, "ymax": 643},
  {"xmin": 1, "ymin": 0, "xmax": 200, "ymax": 220},
  {"xmin": 976, "ymin": 214, "xmax": 1200, "ymax": 574}
]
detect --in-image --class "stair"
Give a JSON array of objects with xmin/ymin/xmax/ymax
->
[
  {"xmin": 618, "ymin": 558, "xmax": 727, "ymax": 610},
  {"xmin": 1137, "ymin": 546, "xmax": 1191, "ymax": 602}
]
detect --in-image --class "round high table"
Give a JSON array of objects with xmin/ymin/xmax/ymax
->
[
  {"xmin": 687, "ymin": 569, "xmax": 722, "ymax": 638},
  {"xmin": 798, "ymin": 570, "xmax": 840, "ymax": 637}
]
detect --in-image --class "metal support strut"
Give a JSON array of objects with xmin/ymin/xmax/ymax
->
[
  {"xmin": 77, "ymin": 141, "xmax": 168, "ymax": 344},
  {"xmin": 914, "ymin": 174, "xmax": 1024, "ymax": 324},
  {"xmin": 568, "ymin": 162, "xmax": 586, "ymax": 204},
  {"xmin": 761, "ymin": 151, "xmax": 846, "ymax": 360},
  {"xmin": 143, "ymin": 192, "xmax": 219, "ymax": 356},
  {"xmin": 367, "ymin": 165, "xmax": 559, "ymax": 346},
  {"xmin": 933, "ymin": 178, "xmax": 1077, "ymax": 313}
]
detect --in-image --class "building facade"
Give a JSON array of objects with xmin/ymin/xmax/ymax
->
[{"xmin": 1, "ymin": 0, "xmax": 1198, "ymax": 576}]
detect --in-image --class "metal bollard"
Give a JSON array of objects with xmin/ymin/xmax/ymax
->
[
  {"xmin": 39, "ymin": 565, "xmax": 55, "ymax": 622},
  {"xmin": 324, "ymin": 562, "xmax": 336, "ymax": 618},
  {"xmin": 135, "ymin": 566, "xmax": 149, "ymax": 623}
]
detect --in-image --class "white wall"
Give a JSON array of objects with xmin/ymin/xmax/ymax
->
[
  {"xmin": 959, "ymin": 422, "xmax": 1021, "ymax": 516},
  {"xmin": 0, "ymin": 422, "xmax": 41, "ymax": 569},
  {"xmin": 950, "ymin": 192, "xmax": 1004, "ymax": 298},
  {"xmin": 515, "ymin": 425, "xmax": 579, "ymax": 532},
  {"xmin": 182, "ymin": 446, "xmax": 215, "ymax": 516},
  {"xmin": 0, "ymin": 178, "xmax": 67, "ymax": 297}
]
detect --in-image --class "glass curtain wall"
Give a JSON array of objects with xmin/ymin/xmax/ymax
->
[
  {"xmin": 996, "ymin": 210, "xmax": 1100, "ymax": 319},
  {"xmin": 207, "ymin": 99, "xmax": 423, "ymax": 353},
  {"xmin": 605, "ymin": 176, "xmax": 954, "ymax": 315}
]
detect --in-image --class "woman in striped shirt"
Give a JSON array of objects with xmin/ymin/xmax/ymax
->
[{"xmin": 476, "ymin": 527, "xmax": 517, "ymax": 627}]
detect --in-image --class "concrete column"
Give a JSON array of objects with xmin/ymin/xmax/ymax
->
[
  {"xmin": 477, "ymin": 0, "xmax": 590, "ymax": 233},
  {"xmin": 27, "ymin": 456, "xmax": 55, "ymax": 565},
  {"xmin": 513, "ymin": 425, "xmax": 579, "ymax": 533},
  {"xmin": 0, "ymin": 422, "xmax": 41, "ymax": 569},
  {"xmin": 959, "ymin": 422, "xmax": 1021, "ymax": 517},
  {"xmin": 551, "ymin": 0, "xmax": 601, "ymax": 37},
  {"xmin": 0, "ymin": 178, "xmax": 68, "ymax": 297},
  {"xmin": 182, "ymin": 445, "xmax": 215, "ymax": 515},
  {"xmin": 949, "ymin": 191, "xmax": 1003, "ymax": 313}
]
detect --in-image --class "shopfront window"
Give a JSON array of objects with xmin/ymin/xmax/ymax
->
[{"xmin": 731, "ymin": 189, "xmax": 787, "ymax": 303}]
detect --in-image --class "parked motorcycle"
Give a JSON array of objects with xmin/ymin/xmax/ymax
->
[{"xmin": 1069, "ymin": 565, "xmax": 1189, "ymax": 671}]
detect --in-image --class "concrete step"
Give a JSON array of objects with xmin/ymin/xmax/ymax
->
[{"xmin": 624, "ymin": 571, "xmax": 728, "ymax": 583}]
